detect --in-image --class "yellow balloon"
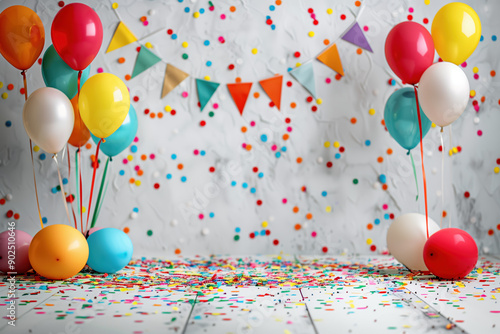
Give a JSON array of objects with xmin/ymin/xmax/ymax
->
[
  {"xmin": 431, "ymin": 2, "xmax": 481, "ymax": 65},
  {"xmin": 29, "ymin": 224, "xmax": 89, "ymax": 279},
  {"xmin": 79, "ymin": 73, "xmax": 130, "ymax": 138}
]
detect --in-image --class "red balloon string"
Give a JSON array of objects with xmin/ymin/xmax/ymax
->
[
  {"xmin": 77, "ymin": 71, "xmax": 81, "ymax": 97},
  {"xmin": 78, "ymin": 148, "xmax": 83, "ymax": 233},
  {"xmin": 77, "ymin": 70, "xmax": 84, "ymax": 233},
  {"xmin": 85, "ymin": 138, "xmax": 103, "ymax": 233},
  {"xmin": 23, "ymin": 70, "xmax": 44, "ymax": 230},
  {"xmin": 413, "ymin": 85, "xmax": 429, "ymax": 239}
]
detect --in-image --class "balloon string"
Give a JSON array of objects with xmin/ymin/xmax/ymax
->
[
  {"xmin": 85, "ymin": 138, "xmax": 103, "ymax": 232},
  {"xmin": 22, "ymin": 70, "xmax": 44, "ymax": 230},
  {"xmin": 413, "ymin": 85, "xmax": 429, "ymax": 239},
  {"xmin": 29, "ymin": 140, "xmax": 44, "ymax": 230},
  {"xmin": 52, "ymin": 154, "xmax": 73, "ymax": 226},
  {"xmin": 440, "ymin": 129, "xmax": 445, "ymax": 229},
  {"xmin": 21, "ymin": 70, "xmax": 28, "ymax": 100},
  {"xmin": 409, "ymin": 151, "xmax": 419, "ymax": 202},
  {"xmin": 77, "ymin": 71, "xmax": 82, "ymax": 97},
  {"xmin": 66, "ymin": 144, "xmax": 78, "ymax": 229},
  {"xmin": 90, "ymin": 156, "xmax": 111, "ymax": 228},
  {"xmin": 448, "ymin": 127, "xmax": 453, "ymax": 229},
  {"xmin": 78, "ymin": 148, "xmax": 83, "ymax": 233}
]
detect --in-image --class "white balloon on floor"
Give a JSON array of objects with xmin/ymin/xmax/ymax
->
[{"xmin": 387, "ymin": 213, "xmax": 440, "ymax": 271}]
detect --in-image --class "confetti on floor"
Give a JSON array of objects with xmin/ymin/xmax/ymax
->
[{"xmin": 1, "ymin": 255, "xmax": 499, "ymax": 333}]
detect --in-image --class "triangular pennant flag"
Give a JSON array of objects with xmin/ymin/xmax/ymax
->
[
  {"xmin": 289, "ymin": 62, "xmax": 317, "ymax": 99},
  {"xmin": 341, "ymin": 22, "xmax": 373, "ymax": 52},
  {"xmin": 131, "ymin": 46, "xmax": 162, "ymax": 78},
  {"xmin": 317, "ymin": 43, "xmax": 344, "ymax": 76},
  {"xmin": 196, "ymin": 79, "xmax": 220, "ymax": 111},
  {"xmin": 162, "ymin": 64, "xmax": 189, "ymax": 98},
  {"xmin": 106, "ymin": 22, "xmax": 138, "ymax": 53},
  {"xmin": 259, "ymin": 75, "xmax": 283, "ymax": 110},
  {"xmin": 227, "ymin": 82, "xmax": 253, "ymax": 115}
]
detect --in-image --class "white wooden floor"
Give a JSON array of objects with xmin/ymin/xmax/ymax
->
[{"xmin": 1, "ymin": 255, "xmax": 499, "ymax": 333}]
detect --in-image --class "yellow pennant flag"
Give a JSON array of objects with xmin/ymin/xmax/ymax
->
[{"xmin": 106, "ymin": 22, "xmax": 138, "ymax": 53}]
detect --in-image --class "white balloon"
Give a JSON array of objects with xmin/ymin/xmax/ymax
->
[
  {"xmin": 23, "ymin": 87, "xmax": 74, "ymax": 154},
  {"xmin": 386, "ymin": 213, "xmax": 440, "ymax": 271},
  {"xmin": 418, "ymin": 62, "xmax": 469, "ymax": 128}
]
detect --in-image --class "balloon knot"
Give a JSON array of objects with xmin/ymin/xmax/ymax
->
[
  {"xmin": 109, "ymin": 157, "xmax": 113, "ymax": 162},
  {"xmin": 407, "ymin": 150, "xmax": 410, "ymax": 156},
  {"xmin": 101, "ymin": 138, "xmax": 106, "ymax": 143},
  {"xmin": 440, "ymin": 127, "xmax": 444, "ymax": 133}
]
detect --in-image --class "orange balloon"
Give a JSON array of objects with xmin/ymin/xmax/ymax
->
[
  {"xmin": 0, "ymin": 6, "xmax": 45, "ymax": 70},
  {"xmin": 68, "ymin": 95, "xmax": 91, "ymax": 147},
  {"xmin": 29, "ymin": 224, "xmax": 89, "ymax": 279}
]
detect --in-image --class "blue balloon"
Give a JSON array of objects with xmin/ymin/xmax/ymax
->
[
  {"xmin": 41, "ymin": 45, "xmax": 91, "ymax": 100},
  {"xmin": 87, "ymin": 228, "xmax": 133, "ymax": 273},
  {"xmin": 384, "ymin": 88, "xmax": 432, "ymax": 151},
  {"xmin": 91, "ymin": 104, "xmax": 138, "ymax": 157}
]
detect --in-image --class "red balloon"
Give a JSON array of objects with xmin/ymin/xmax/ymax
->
[
  {"xmin": 385, "ymin": 21, "xmax": 435, "ymax": 85},
  {"xmin": 423, "ymin": 228, "xmax": 478, "ymax": 280},
  {"xmin": 51, "ymin": 3, "xmax": 103, "ymax": 71}
]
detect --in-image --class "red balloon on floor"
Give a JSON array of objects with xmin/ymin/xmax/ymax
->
[{"xmin": 423, "ymin": 228, "xmax": 478, "ymax": 280}]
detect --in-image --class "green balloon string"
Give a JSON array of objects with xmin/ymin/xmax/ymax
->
[
  {"xmin": 90, "ymin": 156, "xmax": 110, "ymax": 228},
  {"xmin": 410, "ymin": 151, "xmax": 419, "ymax": 202}
]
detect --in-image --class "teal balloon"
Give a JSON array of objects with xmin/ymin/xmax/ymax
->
[
  {"xmin": 91, "ymin": 105, "xmax": 138, "ymax": 157},
  {"xmin": 41, "ymin": 45, "xmax": 90, "ymax": 99},
  {"xmin": 384, "ymin": 88, "xmax": 432, "ymax": 151},
  {"xmin": 87, "ymin": 228, "xmax": 133, "ymax": 273}
]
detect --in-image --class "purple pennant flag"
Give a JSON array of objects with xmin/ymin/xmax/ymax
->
[{"xmin": 341, "ymin": 22, "xmax": 373, "ymax": 53}]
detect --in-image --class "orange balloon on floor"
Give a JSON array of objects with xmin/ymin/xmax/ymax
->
[
  {"xmin": 68, "ymin": 95, "xmax": 91, "ymax": 147},
  {"xmin": 29, "ymin": 224, "xmax": 89, "ymax": 279},
  {"xmin": 0, "ymin": 5, "xmax": 45, "ymax": 70}
]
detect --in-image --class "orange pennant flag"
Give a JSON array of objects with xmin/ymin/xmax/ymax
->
[
  {"xmin": 317, "ymin": 43, "xmax": 344, "ymax": 76},
  {"xmin": 227, "ymin": 82, "xmax": 253, "ymax": 115},
  {"xmin": 259, "ymin": 75, "xmax": 283, "ymax": 110}
]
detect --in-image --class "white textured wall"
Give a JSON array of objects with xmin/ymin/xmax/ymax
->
[{"xmin": 0, "ymin": 0, "xmax": 499, "ymax": 256}]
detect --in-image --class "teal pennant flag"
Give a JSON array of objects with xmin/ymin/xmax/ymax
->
[
  {"xmin": 196, "ymin": 79, "xmax": 220, "ymax": 111},
  {"xmin": 131, "ymin": 46, "xmax": 162, "ymax": 78}
]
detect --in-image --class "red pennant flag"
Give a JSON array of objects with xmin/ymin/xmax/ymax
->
[
  {"xmin": 227, "ymin": 82, "xmax": 253, "ymax": 115},
  {"xmin": 259, "ymin": 75, "xmax": 283, "ymax": 110}
]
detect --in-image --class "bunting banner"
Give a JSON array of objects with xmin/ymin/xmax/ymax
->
[
  {"xmin": 107, "ymin": 13, "xmax": 373, "ymax": 106},
  {"xmin": 227, "ymin": 82, "xmax": 253, "ymax": 115},
  {"xmin": 106, "ymin": 21, "xmax": 138, "ymax": 53},
  {"xmin": 341, "ymin": 22, "xmax": 373, "ymax": 52},
  {"xmin": 196, "ymin": 79, "xmax": 220, "ymax": 111},
  {"xmin": 289, "ymin": 61, "xmax": 317, "ymax": 99},
  {"xmin": 316, "ymin": 43, "xmax": 344, "ymax": 76},
  {"xmin": 259, "ymin": 75, "xmax": 283, "ymax": 110},
  {"xmin": 131, "ymin": 46, "xmax": 162, "ymax": 78},
  {"xmin": 162, "ymin": 64, "xmax": 189, "ymax": 98}
]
